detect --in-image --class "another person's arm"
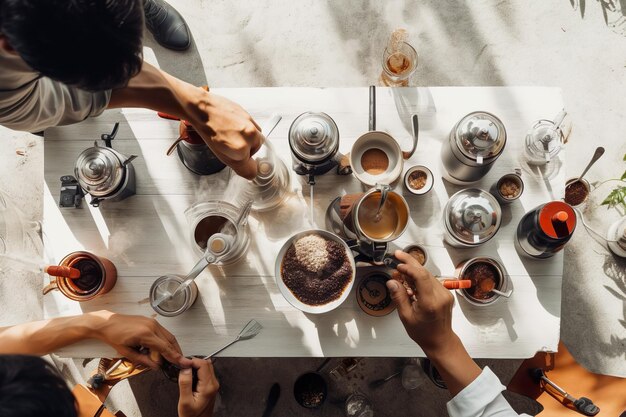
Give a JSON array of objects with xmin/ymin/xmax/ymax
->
[
  {"xmin": 0, "ymin": 310, "xmax": 191, "ymax": 369},
  {"xmin": 386, "ymin": 250, "xmax": 525, "ymax": 417},
  {"xmin": 178, "ymin": 358, "xmax": 220, "ymax": 417},
  {"xmin": 107, "ymin": 62, "xmax": 263, "ymax": 179}
]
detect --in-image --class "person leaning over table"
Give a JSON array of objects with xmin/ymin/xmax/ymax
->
[
  {"xmin": 0, "ymin": 0, "xmax": 263, "ymax": 179},
  {"xmin": 0, "ymin": 311, "xmax": 218, "ymax": 417},
  {"xmin": 388, "ymin": 250, "xmax": 527, "ymax": 417}
]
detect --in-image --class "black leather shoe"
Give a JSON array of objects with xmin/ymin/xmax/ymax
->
[{"xmin": 144, "ymin": 0, "xmax": 191, "ymax": 51}]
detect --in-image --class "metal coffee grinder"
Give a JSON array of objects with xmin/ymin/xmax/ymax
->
[
  {"xmin": 70, "ymin": 123, "xmax": 138, "ymax": 208},
  {"xmin": 288, "ymin": 112, "xmax": 351, "ymax": 184}
]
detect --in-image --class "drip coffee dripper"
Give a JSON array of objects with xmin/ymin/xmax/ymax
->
[{"xmin": 246, "ymin": 115, "xmax": 291, "ymax": 212}]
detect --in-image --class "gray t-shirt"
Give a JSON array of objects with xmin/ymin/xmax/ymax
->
[{"xmin": 0, "ymin": 45, "xmax": 111, "ymax": 133}]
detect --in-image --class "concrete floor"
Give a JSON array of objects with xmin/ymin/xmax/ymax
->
[{"xmin": 1, "ymin": 0, "xmax": 625, "ymax": 416}]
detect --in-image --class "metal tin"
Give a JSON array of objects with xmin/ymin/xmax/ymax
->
[
  {"xmin": 150, "ymin": 274, "xmax": 198, "ymax": 317},
  {"xmin": 456, "ymin": 257, "xmax": 509, "ymax": 306},
  {"xmin": 490, "ymin": 171, "xmax": 524, "ymax": 204},
  {"xmin": 441, "ymin": 111, "xmax": 506, "ymax": 183},
  {"xmin": 515, "ymin": 201, "xmax": 577, "ymax": 259},
  {"xmin": 289, "ymin": 112, "xmax": 340, "ymax": 176},
  {"xmin": 564, "ymin": 177, "xmax": 591, "ymax": 209},
  {"xmin": 75, "ymin": 146, "xmax": 126, "ymax": 197},
  {"xmin": 404, "ymin": 165, "xmax": 434, "ymax": 195},
  {"xmin": 443, "ymin": 188, "xmax": 502, "ymax": 247},
  {"xmin": 403, "ymin": 244, "xmax": 428, "ymax": 266}
]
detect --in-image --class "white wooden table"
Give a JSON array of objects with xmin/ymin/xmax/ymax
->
[{"xmin": 43, "ymin": 87, "xmax": 566, "ymax": 358}]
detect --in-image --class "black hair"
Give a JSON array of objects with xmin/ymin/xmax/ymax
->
[
  {"xmin": 0, "ymin": 0, "xmax": 144, "ymax": 91},
  {"xmin": 0, "ymin": 355, "xmax": 77, "ymax": 417}
]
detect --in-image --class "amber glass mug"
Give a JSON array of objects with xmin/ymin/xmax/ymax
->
[{"xmin": 43, "ymin": 251, "xmax": 117, "ymax": 301}]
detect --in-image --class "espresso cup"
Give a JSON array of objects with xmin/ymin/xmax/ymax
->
[{"xmin": 43, "ymin": 251, "xmax": 117, "ymax": 301}]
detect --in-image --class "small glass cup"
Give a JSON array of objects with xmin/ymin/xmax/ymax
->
[
  {"xmin": 345, "ymin": 393, "xmax": 374, "ymax": 417},
  {"xmin": 401, "ymin": 363, "xmax": 425, "ymax": 390},
  {"xmin": 380, "ymin": 42, "xmax": 418, "ymax": 87}
]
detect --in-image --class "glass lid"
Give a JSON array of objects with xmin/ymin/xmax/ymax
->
[
  {"xmin": 288, "ymin": 112, "xmax": 339, "ymax": 163},
  {"xmin": 445, "ymin": 188, "xmax": 502, "ymax": 244},
  {"xmin": 454, "ymin": 112, "xmax": 507, "ymax": 161}
]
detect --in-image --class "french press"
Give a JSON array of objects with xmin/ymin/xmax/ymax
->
[
  {"xmin": 72, "ymin": 123, "xmax": 138, "ymax": 207},
  {"xmin": 288, "ymin": 112, "xmax": 351, "ymax": 184}
]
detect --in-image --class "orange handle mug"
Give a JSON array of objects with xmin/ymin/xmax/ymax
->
[{"xmin": 43, "ymin": 251, "xmax": 117, "ymax": 301}]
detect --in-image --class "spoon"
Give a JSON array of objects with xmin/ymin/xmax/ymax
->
[
  {"xmin": 577, "ymin": 146, "xmax": 605, "ymax": 182},
  {"xmin": 203, "ymin": 319, "xmax": 263, "ymax": 358},
  {"xmin": 369, "ymin": 370, "xmax": 401, "ymax": 389},
  {"xmin": 480, "ymin": 279, "xmax": 513, "ymax": 298},
  {"xmin": 374, "ymin": 185, "xmax": 390, "ymax": 222}
]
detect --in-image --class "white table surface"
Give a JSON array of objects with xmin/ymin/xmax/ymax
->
[{"xmin": 43, "ymin": 87, "xmax": 566, "ymax": 358}]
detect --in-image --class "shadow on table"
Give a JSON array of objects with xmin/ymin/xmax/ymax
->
[{"xmin": 390, "ymin": 87, "xmax": 438, "ymax": 132}]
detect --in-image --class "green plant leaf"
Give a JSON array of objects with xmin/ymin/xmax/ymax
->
[
  {"xmin": 621, "ymin": 170, "xmax": 626, "ymax": 181},
  {"xmin": 623, "ymin": 153, "xmax": 626, "ymax": 161}
]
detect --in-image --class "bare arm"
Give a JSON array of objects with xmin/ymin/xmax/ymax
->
[
  {"xmin": 0, "ymin": 310, "xmax": 191, "ymax": 369},
  {"xmin": 386, "ymin": 251, "xmax": 481, "ymax": 395},
  {"xmin": 108, "ymin": 62, "xmax": 263, "ymax": 179}
]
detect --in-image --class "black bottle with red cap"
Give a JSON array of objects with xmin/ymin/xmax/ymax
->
[{"xmin": 515, "ymin": 201, "xmax": 577, "ymax": 259}]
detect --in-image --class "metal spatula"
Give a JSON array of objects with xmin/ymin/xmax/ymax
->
[{"xmin": 203, "ymin": 319, "xmax": 263, "ymax": 359}]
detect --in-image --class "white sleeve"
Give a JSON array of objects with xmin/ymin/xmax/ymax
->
[
  {"xmin": 447, "ymin": 367, "xmax": 530, "ymax": 417},
  {"xmin": 0, "ymin": 75, "xmax": 111, "ymax": 133}
]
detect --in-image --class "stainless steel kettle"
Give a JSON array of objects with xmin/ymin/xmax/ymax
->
[{"xmin": 74, "ymin": 123, "xmax": 137, "ymax": 207}]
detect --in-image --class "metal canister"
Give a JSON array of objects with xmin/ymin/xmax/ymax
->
[
  {"xmin": 515, "ymin": 201, "xmax": 576, "ymax": 259},
  {"xmin": 288, "ymin": 112, "xmax": 341, "ymax": 177},
  {"xmin": 441, "ymin": 111, "xmax": 507, "ymax": 183},
  {"xmin": 455, "ymin": 257, "xmax": 510, "ymax": 306},
  {"xmin": 150, "ymin": 274, "xmax": 198, "ymax": 317},
  {"xmin": 443, "ymin": 188, "xmax": 502, "ymax": 248}
]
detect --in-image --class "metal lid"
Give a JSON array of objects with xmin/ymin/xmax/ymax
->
[
  {"xmin": 453, "ymin": 112, "xmax": 506, "ymax": 161},
  {"xmin": 74, "ymin": 146, "xmax": 124, "ymax": 197},
  {"xmin": 525, "ymin": 120, "xmax": 563, "ymax": 161},
  {"xmin": 444, "ymin": 188, "xmax": 502, "ymax": 245},
  {"xmin": 289, "ymin": 112, "xmax": 339, "ymax": 163}
]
